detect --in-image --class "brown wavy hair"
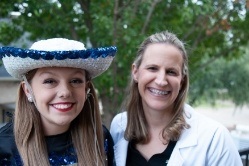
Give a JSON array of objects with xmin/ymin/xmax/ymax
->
[
  {"xmin": 14, "ymin": 69, "xmax": 106, "ymax": 166},
  {"xmin": 124, "ymin": 31, "xmax": 190, "ymax": 144}
]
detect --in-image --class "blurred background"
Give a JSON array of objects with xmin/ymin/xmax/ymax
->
[{"xmin": 0, "ymin": 0, "xmax": 249, "ymax": 164}]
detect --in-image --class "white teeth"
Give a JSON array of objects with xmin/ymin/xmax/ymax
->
[
  {"xmin": 53, "ymin": 104, "xmax": 72, "ymax": 109},
  {"xmin": 150, "ymin": 88, "xmax": 169, "ymax": 95}
]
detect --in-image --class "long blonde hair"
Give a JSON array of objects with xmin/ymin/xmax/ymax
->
[
  {"xmin": 14, "ymin": 69, "xmax": 105, "ymax": 166},
  {"xmin": 124, "ymin": 31, "xmax": 190, "ymax": 144}
]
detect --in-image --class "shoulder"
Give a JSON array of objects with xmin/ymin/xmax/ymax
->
[
  {"xmin": 182, "ymin": 104, "xmax": 234, "ymax": 144},
  {"xmin": 184, "ymin": 104, "xmax": 227, "ymax": 132},
  {"xmin": 102, "ymin": 125, "xmax": 114, "ymax": 149},
  {"xmin": 0, "ymin": 122, "xmax": 14, "ymax": 136},
  {"xmin": 110, "ymin": 112, "xmax": 127, "ymax": 131},
  {"xmin": 102, "ymin": 125, "xmax": 112, "ymax": 140},
  {"xmin": 0, "ymin": 122, "xmax": 17, "ymax": 156},
  {"xmin": 110, "ymin": 112, "xmax": 127, "ymax": 134},
  {"xmin": 177, "ymin": 104, "xmax": 242, "ymax": 165},
  {"xmin": 102, "ymin": 125, "xmax": 115, "ymax": 165},
  {"xmin": 110, "ymin": 112, "xmax": 127, "ymax": 145}
]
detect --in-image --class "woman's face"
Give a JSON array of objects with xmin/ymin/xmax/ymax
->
[
  {"xmin": 132, "ymin": 43, "xmax": 183, "ymax": 114},
  {"xmin": 22, "ymin": 67, "xmax": 87, "ymax": 135}
]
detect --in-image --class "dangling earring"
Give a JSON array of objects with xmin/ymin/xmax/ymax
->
[
  {"xmin": 87, "ymin": 88, "xmax": 90, "ymax": 94},
  {"xmin": 86, "ymin": 88, "xmax": 91, "ymax": 100},
  {"xmin": 28, "ymin": 96, "xmax": 33, "ymax": 102}
]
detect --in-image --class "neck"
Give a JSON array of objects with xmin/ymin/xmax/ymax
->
[
  {"xmin": 144, "ymin": 108, "xmax": 174, "ymax": 130},
  {"xmin": 43, "ymin": 123, "xmax": 70, "ymax": 136}
]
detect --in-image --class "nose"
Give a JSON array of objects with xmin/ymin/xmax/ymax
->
[
  {"xmin": 155, "ymin": 71, "xmax": 168, "ymax": 86},
  {"xmin": 57, "ymin": 82, "xmax": 72, "ymax": 98}
]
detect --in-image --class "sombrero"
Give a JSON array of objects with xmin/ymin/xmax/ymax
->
[{"xmin": 0, "ymin": 38, "xmax": 117, "ymax": 79}]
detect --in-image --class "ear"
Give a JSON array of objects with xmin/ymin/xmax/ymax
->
[
  {"xmin": 132, "ymin": 64, "xmax": 138, "ymax": 82},
  {"xmin": 21, "ymin": 81, "xmax": 32, "ymax": 98}
]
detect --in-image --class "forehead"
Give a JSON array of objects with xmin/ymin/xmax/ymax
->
[
  {"xmin": 35, "ymin": 67, "xmax": 86, "ymax": 76},
  {"xmin": 141, "ymin": 43, "xmax": 183, "ymax": 65}
]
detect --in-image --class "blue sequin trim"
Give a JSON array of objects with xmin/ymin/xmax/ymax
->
[
  {"xmin": 0, "ymin": 156, "xmax": 11, "ymax": 166},
  {"xmin": 49, "ymin": 146, "xmax": 77, "ymax": 166},
  {"xmin": 0, "ymin": 46, "xmax": 117, "ymax": 60},
  {"xmin": 0, "ymin": 146, "xmax": 77, "ymax": 166},
  {"xmin": 0, "ymin": 153, "xmax": 23, "ymax": 166},
  {"xmin": 0, "ymin": 138, "xmax": 110, "ymax": 165},
  {"xmin": 14, "ymin": 153, "xmax": 22, "ymax": 166}
]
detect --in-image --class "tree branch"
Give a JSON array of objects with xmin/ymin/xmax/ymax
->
[{"xmin": 141, "ymin": 0, "xmax": 162, "ymax": 34}]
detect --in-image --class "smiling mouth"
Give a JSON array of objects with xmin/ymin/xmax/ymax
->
[
  {"xmin": 149, "ymin": 88, "xmax": 170, "ymax": 95},
  {"xmin": 52, "ymin": 103, "xmax": 74, "ymax": 112}
]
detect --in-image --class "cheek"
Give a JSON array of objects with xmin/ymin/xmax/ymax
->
[
  {"xmin": 75, "ymin": 90, "xmax": 86, "ymax": 101},
  {"xmin": 137, "ymin": 73, "xmax": 154, "ymax": 90},
  {"xmin": 137, "ymin": 83, "xmax": 143, "ymax": 95},
  {"xmin": 169, "ymin": 77, "xmax": 182, "ymax": 89},
  {"xmin": 34, "ymin": 89, "xmax": 54, "ymax": 105},
  {"xmin": 136, "ymin": 77, "xmax": 149, "ymax": 98},
  {"xmin": 137, "ymin": 70, "xmax": 150, "ymax": 82},
  {"xmin": 175, "ymin": 80, "xmax": 183, "ymax": 92}
]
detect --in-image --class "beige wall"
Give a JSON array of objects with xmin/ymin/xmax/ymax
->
[
  {"xmin": 0, "ymin": 81, "xmax": 19, "ymax": 124},
  {"xmin": 0, "ymin": 81, "xmax": 19, "ymax": 104}
]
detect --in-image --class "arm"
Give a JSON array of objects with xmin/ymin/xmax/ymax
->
[
  {"xmin": 103, "ymin": 125, "xmax": 116, "ymax": 166},
  {"xmin": 207, "ymin": 125, "xmax": 243, "ymax": 166}
]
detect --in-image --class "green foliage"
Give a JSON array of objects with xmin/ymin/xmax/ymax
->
[
  {"xmin": 221, "ymin": 53, "xmax": 249, "ymax": 106},
  {"xmin": 189, "ymin": 51, "xmax": 249, "ymax": 107},
  {"xmin": 0, "ymin": 22, "xmax": 22, "ymax": 45},
  {"xmin": 0, "ymin": 0, "xmax": 249, "ymax": 116}
]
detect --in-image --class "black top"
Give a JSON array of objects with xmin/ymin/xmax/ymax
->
[
  {"xmin": 126, "ymin": 140, "xmax": 177, "ymax": 166},
  {"xmin": 0, "ymin": 122, "xmax": 115, "ymax": 166}
]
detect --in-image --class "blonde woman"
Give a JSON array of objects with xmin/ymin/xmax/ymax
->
[
  {"xmin": 0, "ymin": 38, "xmax": 117, "ymax": 166},
  {"xmin": 110, "ymin": 31, "xmax": 242, "ymax": 166}
]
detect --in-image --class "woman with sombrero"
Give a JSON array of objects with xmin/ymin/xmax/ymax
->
[{"xmin": 0, "ymin": 38, "xmax": 117, "ymax": 166}]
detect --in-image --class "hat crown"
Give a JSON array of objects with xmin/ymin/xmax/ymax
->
[{"xmin": 30, "ymin": 38, "xmax": 86, "ymax": 51}]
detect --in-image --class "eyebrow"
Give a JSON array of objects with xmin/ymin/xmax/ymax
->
[
  {"xmin": 145, "ymin": 63, "xmax": 178, "ymax": 68},
  {"xmin": 38, "ymin": 70, "xmax": 85, "ymax": 77},
  {"xmin": 144, "ymin": 63, "xmax": 158, "ymax": 67}
]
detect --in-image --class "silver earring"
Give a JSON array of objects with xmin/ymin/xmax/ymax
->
[
  {"xmin": 28, "ymin": 96, "xmax": 33, "ymax": 102},
  {"xmin": 86, "ymin": 88, "xmax": 91, "ymax": 98},
  {"xmin": 87, "ymin": 88, "xmax": 90, "ymax": 94}
]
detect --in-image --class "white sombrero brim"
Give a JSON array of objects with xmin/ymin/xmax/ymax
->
[
  {"xmin": 2, "ymin": 56, "xmax": 114, "ymax": 79},
  {"xmin": 0, "ymin": 46, "xmax": 117, "ymax": 79}
]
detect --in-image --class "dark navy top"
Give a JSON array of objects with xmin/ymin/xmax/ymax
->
[
  {"xmin": 0, "ymin": 122, "xmax": 115, "ymax": 166},
  {"xmin": 126, "ymin": 140, "xmax": 177, "ymax": 166}
]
